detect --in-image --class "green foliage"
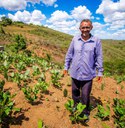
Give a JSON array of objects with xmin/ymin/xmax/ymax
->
[
  {"xmin": 10, "ymin": 72, "xmax": 21, "ymax": 85},
  {"xmin": 101, "ymin": 82, "xmax": 105, "ymax": 91},
  {"xmin": 22, "ymin": 85, "xmax": 39, "ymax": 104},
  {"xmin": 113, "ymin": 98, "xmax": 125, "ymax": 128},
  {"xmin": 14, "ymin": 61, "xmax": 26, "ymax": 71},
  {"xmin": 0, "ymin": 80, "xmax": 20, "ymax": 123},
  {"xmin": 38, "ymin": 119, "xmax": 47, "ymax": 128},
  {"xmin": 45, "ymin": 53, "xmax": 52, "ymax": 62},
  {"xmin": 38, "ymin": 72, "xmax": 46, "ymax": 82},
  {"xmin": 101, "ymin": 123, "xmax": 111, "ymax": 128},
  {"xmin": 22, "ymin": 81, "xmax": 49, "ymax": 104},
  {"xmin": 13, "ymin": 21, "xmax": 25, "ymax": 28},
  {"xmin": 29, "ymin": 26, "xmax": 72, "ymax": 48},
  {"xmin": 65, "ymin": 100, "xmax": 87, "ymax": 123},
  {"xmin": 32, "ymin": 65, "xmax": 41, "ymax": 76},
  {"xmin": 0, "ymin": 52, "xmax": 13, "ymax": 80},
  {"xmin": 50, "ymin": 69, "xmax": 62, "ymax": 88},
  {"xmin": 65, "ymin": 99, "xmax": 74, "ymax": 113},
  {"xmin": 13, "ymin": 34, "xmax": 26, "ymax": 52},
  {"xmin": 63, "ymin": 88, "xmax": 68, "ymax": 97},
  {"xmin": 35, "ymin": 81, "xmax": 49, "ymax": 93},
  {"xmin": 0, "ymin": 26, "xmax": 5, "ymax": 34},
  {"xmin": 0, "ymin": 16, "xmax": 12, "ymax": 26},
  {"xmin": 104, "ymin": 60, "xmax": 125, "ymax": 76},
  {"xmin": 114, "ymin": 75, "xmax": 125, "ymax": 84},
  {"xmin": 94, "ymin": 104, "xmax": 110, "ymax": 120}
]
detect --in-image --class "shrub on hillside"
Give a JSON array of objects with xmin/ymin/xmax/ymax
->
[{"xmin": 13, "ymin": 34, "xmax": 27, "ymax": 52}]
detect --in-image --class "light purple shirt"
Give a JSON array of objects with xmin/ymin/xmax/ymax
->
[{"xmin": 64, "ymin": 34, "xmax": 103, "ymax": 81}]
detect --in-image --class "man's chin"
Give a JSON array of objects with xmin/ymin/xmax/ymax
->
[{"xmin": 82, "ymin": 33, "xmax": 89, "ymax": 37}]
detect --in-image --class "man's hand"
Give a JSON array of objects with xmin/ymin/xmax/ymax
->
[
  {"xmin": 97, "ymin": 76, "xmax": 103, "ymax": 83},
  {"xmin": 62, "ymin": 70, "xmax": 68, "ymax": 76}
]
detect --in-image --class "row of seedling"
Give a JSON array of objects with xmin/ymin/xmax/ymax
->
[{"xmin": 65, "ymin": 98, "xmax": 125, "ymax": 128}]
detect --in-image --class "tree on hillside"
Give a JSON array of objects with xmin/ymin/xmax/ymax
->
[{"xmin": 0, "ymin": 16, "xmax": 12, "ymax": 26}]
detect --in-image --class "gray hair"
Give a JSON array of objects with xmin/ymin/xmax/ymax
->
[{"xmin": 79, "ymin": 19, "xmax": 93, "ymax": 28}]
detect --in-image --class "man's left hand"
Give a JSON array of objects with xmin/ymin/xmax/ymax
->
[{"xmin": 97, "ymin": 76, "xmax": 103, "ymax": 83}]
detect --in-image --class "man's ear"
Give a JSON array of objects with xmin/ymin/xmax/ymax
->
[{"xmin": 91, "ymin": 25, "xmax": 93, "ymax": 30}]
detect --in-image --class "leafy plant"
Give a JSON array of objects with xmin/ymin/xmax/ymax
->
[
  {"xmin": 94, "ymin": 104, "xmax": 110, "ymax": 120},
  {"xmin": 35, "ymin": 81, "xmax": 49, "ymax": 93},
  {"xmin": 113, "ymin": 98, "xmax": 125, "ymax": 128},
  {"xmin": 22, "ymin": 85, "xmax": 39, "ymax": 104},
  {"xmin": 38, "ymin": 119, "xmax": 47, "ymax": 128},
  {"xmin": 38, "ymin": 72, "xmax": 46, "ymax": 82},
  {"xmin": 63, "ymin": 88, "xmax": 68, "ymax": 97},
  {"xmin": 50, "ymin": 69, "xmax": 62, "ymax": 88},
  {"xmin": 10, "ymin": 72, "xmax": 21, "ymax": 85},
  {"xmin": 14, "ymin": 61, "xmax": 26, "ymax": 71},
  {"xmin": 101, "ymin": 82, "xmax": 105, "ymax": 91},
  {"xmin": 65, "ymin": 99, "xmax": 74, "ymax": 113},
  {"xmin": 13, "ymin": 34, "xmax": 26, "ymax": 52},
  {"xmin": 0, "ymin": 80, "xmax": 20, "ymax": 123},
  {"xmin": 32, "ymin": 65, "xmax": 41, "ymax": 76},
  {"xmin": 65, "ymin": 100, "xmax": 87, "ymax": 123}
]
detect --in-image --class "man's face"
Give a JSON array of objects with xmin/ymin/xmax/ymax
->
[{"xmin": 79, "ymin": 21, "xmax": 92, "ymax": 37}]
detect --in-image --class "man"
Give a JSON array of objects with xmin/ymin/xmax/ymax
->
[{"xmin": 63, "ymin": 19, "xmax": 103, "ymax": 122}]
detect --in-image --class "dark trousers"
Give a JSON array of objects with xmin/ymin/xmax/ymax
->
[{"xmin": 72, "ymin": 78, "xmax": 92, "ymax": 115}]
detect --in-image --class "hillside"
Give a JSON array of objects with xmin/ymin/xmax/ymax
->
[
  {"xmin": 1, "ymin": 23, "xmax": 125, "ymax": 78},
  {"xmin": 1, "ymin": 23, "xmax": 125, "ymax": 65},
  {"xmin": 0, "ymin": 23, "xmax": 125, "ymax": 128},
  {"xmin": 0, "ymin": 23, "xmax": 72, "ymax": 65}
]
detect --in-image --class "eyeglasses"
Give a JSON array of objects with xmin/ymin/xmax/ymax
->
[{"xmin": 81, "ymin": 26, "xmax": 91, "ymax": 29}]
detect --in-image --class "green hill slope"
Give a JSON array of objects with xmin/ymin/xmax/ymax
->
[{"xmin": 0, "ymin": 22, "xmax": 125, "ymax": 76}]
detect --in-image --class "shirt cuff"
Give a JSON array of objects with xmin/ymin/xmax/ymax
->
[
  {"xmin": 64, "ymin": 67, "xmax": 68, "ymax": 70},
  {"xmin": 98, "ymin": 72, "xmax": 103, "ymax": 76}
]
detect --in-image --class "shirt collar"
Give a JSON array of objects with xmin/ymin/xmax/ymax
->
[{"xmin": 78, "ymin": 34, "xmax": 95, "ymax": 42}]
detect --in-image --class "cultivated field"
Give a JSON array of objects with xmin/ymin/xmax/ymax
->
[{"xmin": 0, "ymin": 22, "xmax": 125, "ymax": 128}]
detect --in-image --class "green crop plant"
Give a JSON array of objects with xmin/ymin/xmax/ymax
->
[
  {"xmin": 22, "ymin": 85, "xmax": 39, "ymax": 104},
  {"xmin": 63, "ymin": 88, "xmax": 68, "ymax": 97},
  {"xmin": 35, "ymin": 81, "xmax": 49, "ymax": 93},
  {"xmin": 36, "ymin": 58, "xmax": 50, "ymax": 71},
  {"xmin": 32, "ymin": 65, "xmax": 41, "ymax": 76},
  {"xmin": 3, "ymin": 59, "xmax": 11, "ymax": 80},
  {"xmin": 94, "ymin": 104, "xmax": 110, "ymax": 120},
  {"xmin": 101, "ymin": 82, "xmax": 105, "ymax": 91},
  {"xmin": 20, "ymin": 69, "xmax": 31, "ymax": 82},
  {"xmin": 38, "ymin": 72, "xmax": 46, "ymax": 82},
  {"xmin": 38, "ymin": 119, "xmax": 47, "ymax": 128},
  {"xmin": 14, "ymin": 61, "xmax": 26, "ymax": 71},
  {"xmin": 65, "ymin": 99, "xmax": 87, "ymax": 123},
  {"xmin": 0, "ymin": 80, "xmax": 20, "ymax": 123},
  {"xmin": 10, "ymin": 72, "xmax": 21, "ymax": 86},
  {"xmin": 113, "ymin": 98, "xmax": 125, "ymax": 128},
  {"xmin": 50, "ymin": 69, "xmax": 62, "ymax": 88}
]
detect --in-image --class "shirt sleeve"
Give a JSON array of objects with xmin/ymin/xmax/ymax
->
[
  {"xmin": 95, "ymin": 39, "xmax": 104, "ymax": 76},
  {"xmin": 64, "ymin": 38, "xmax": 74, "ymax": 70}
]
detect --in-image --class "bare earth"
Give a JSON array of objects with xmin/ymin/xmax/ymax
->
[{"xmin": 3, "ymin": 74, "xmax": 125, "ymax": 128}]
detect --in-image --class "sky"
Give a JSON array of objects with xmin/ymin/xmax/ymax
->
[{"xmin": 0, "ymin": 0, "xmax": 125, "ymax": 40}]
